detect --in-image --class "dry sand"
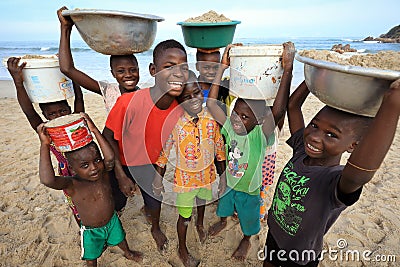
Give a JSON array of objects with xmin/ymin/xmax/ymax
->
[{"xmin": 0, "ymin": 80, "xmax": 399, "ymax": 266}]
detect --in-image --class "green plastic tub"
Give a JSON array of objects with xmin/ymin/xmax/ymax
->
[{"xmin": 177, "ymin": 21, "xmax": 241, "ymax": 48}]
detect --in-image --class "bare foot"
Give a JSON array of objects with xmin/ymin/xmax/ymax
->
[
  {"xmin": 196, "ymin": 225, "xmax": 207, "ymax": 244},
  {"xmin": 140, "ymin": 205, "xmax": 152, "ymax": 225},
  {"xmin": 178, "ymin": 249, "xmax": 200, "ymax": 267},
  {"xmin": 208, "ymin": 219, "xmax": 227, "ymax": 236},
  {"xmin": 232, "ymin": 212, "xmax": 239, "ymax": 222},
  {"xmin": 151, "ymin": 228, "xmax": 168, "ymax": 253},
  {"xmin": 124, "ymin": 250, "xmax": 143, "ymax": 262},
  {"xmin": 232, "ymin": 238, "xmax": 251, "ymax": 261}
]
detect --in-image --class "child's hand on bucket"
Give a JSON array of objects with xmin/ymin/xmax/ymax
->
[
  {"xmin": 37, "ymin": 123, "xmax": 52, "ymax": 146},
  {"xmin": 282, "ymin": 41, "xmax": 295, "ymax": 71},
  {"xmin": 221, "ymin": 43, "xmax": 242, "ymax": 69},
  {"xmin": 80, "ymin": 112, "xmax": 96, "ymax": 132}
]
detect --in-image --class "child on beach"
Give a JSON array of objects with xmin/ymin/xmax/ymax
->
[
  {"xmin": 58, "ymin": 6, "xmax": 141, "ymax": 214},
  {"xmin": 6, "ymin": 56, "xmax": 84, "ymax": 225},
  {"xmin": 37, "ymin": 113, "xmax": 143, "ymax": 267},
  {"xmin": 206, "ymin": 42, "xmax": 295, "ymax": 260},
  {"xmin": 263, "ymin": 79, "xmax": 400, "ymax": 266},
  {"xmin": 152, "ymin": 70, "xmax": 226, "ymax": 267},
  {"xmin": 57, "ymin": 6, "xmax": 140, "ymax": 114},
  {"xmin": 103, "ymin": 39, "xmax": 189, "ymax": 252},
  {"xmin": 196, "ymin": 48, "xmax": 234, "ymax": 113}
]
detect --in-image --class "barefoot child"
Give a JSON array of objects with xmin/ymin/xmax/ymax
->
[
  {"xmin": 58, "ymin": 6, "xmax": 141, "ymax": 213},
  {"xmin": 206, "ymin": 42, "xmax": 295, "ymax": 260},
  {"xmin": 58, "ymin": 6, "xmax": 140, "ymax": 114},
  {"xmin": 263, "ymin": 80, "xmax": 400, "ymax": 266},
  {"xmin": 152, "ymin": 71, "xmax": 226, "ymax": 266},
  {"xmin": 37, "ymin": 113, "xmax": 143, "ymax": 267},
  {"xmin": 103, "ymin": 39, "xmax": 189, "ymax": 252},
  {"xmin": 6, "ymin": 56, "xmax": 84, "ymax": 225}
]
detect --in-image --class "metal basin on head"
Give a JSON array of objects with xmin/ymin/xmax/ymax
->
[
  {"xmin": 295, "ymin": 54, "xmax": 400, "ymax": 117},
  {"xmin": 62, "ymin": 9, "xmax": 164, "ymax": 55}
]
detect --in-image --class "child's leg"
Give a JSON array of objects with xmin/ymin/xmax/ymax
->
[
  {"xmin": 85, "ymin": 259, "xmax": 97, "ymax": 267},
  {"xmin": 209, "ymin": 188, "xmax": 235, "ymax": 236},
  {"xmin": 234, "ymin": 191, "xmax": 261, "ymax": 260},
  {"xmin": 177, "ymin": 215, "xmax": 200, "ymax": 267},
  {"xmin": 232, "ymin": 235, "xmax": 251, "ymax": 261},
  {"xmin": 195, "ymin": 197, "xmax": 207, "ymax": 243},
  {"xmin": 208, "ymin": 217, "xmax": 227, "ymax": 236},
  {"xmin": 117, "ymin": 239, "xmax": 143, "ymax": 262},
  {"xmin": 129, "ymin": 165, "xmax": 168, "ymax": 252}
]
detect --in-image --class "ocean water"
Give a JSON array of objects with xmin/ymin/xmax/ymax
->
[{"xmin": 1, "ymin": 37, "xmax": 399, "ymax": 88}]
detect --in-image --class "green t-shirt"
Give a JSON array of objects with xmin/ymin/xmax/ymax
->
[{"xmin": 221, "ymin": 120, "xmax": 274, "ymax": 195}]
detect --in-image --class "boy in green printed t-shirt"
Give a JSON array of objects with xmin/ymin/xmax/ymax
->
[{"xmin": 206, "ymin": 42, "xmax": 295, "ymax": 260}]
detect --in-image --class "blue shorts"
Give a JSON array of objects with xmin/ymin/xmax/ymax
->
[
  {"xmin": 80, "ymin": 212, "xmax": 125, "ymax": 260},
  {"xmin": 217, "ymin": 187, "xmax": 260, "ymax": 236}
]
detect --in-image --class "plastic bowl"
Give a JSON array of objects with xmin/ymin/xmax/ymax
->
[
  {"xmin": 177, "ymin": 21, "xmax": 241, "ymax": 48},
  {"xmin": 295, "ymin": 54, "xmax": 400, "ymax": 117},
  {"xmin": 62, "ymin": 9, "xmax": 164, "ymax": 55}
]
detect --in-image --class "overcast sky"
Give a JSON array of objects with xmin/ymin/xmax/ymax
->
[{"xmin": 0, "ymin": 0, "xmax": 398, "ymax": 41}]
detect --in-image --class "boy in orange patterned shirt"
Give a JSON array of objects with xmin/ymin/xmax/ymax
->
[{"xmin": 153, "ymin": 71, "xmax": 226, "ymax": 267}]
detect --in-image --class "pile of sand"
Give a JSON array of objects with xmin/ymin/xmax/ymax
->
[
  {"xmin": 184, "ymin": 10, "xmax": 231, "ymax": 23},
  {"xmin": 299, "ymin": 50, "xmax": 400, "ymax": 71}
]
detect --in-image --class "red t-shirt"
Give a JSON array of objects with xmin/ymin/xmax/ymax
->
[{"xmin": 106, "ymin": 88, "xmax": 183, "ymax": 166}]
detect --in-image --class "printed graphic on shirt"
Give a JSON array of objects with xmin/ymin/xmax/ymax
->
[
  {"xmin": 271, "ymin": 161, "xmax": 310, "ymax": 236},
  {"xmin": 227, "ymin": 139, "xmax": 248, "ymax": 178}
]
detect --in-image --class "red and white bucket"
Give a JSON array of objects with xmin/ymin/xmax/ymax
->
[{"xmin": 45, "ymin": 114, "xmax": 93, "ymax": 152}]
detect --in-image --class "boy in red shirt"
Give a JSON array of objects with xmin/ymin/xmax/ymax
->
[{"xmin": 103, "ymin": 39, "xmax": 189, "ymax": 252}]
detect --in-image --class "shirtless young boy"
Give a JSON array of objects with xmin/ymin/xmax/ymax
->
[{"xmin": 37, "ymin": 113, "xmax": 142, "ymax": 267}]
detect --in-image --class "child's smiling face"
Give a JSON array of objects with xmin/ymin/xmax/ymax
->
[
  {"xmin": 178, "ymin": 81, "xmax": 204, "ymax": 117},
  {"xmin": 230, "ymin": 99, "xmax": 259, "ymax": 135},
  {"xmin": 110, "ymin": 56, "xmax": 139, "ymax": 92},
  {"xmin": 303, "ymin": 107, "xmax": 360, "ymax": 159},
  {"xmin": 151, "ymin": 48, "xmax": 189, "ymax": 98}
]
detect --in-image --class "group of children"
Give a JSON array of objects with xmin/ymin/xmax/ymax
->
[{"xmin": 6, "ymin": 5, "xmax": 400, "ymax": 267}]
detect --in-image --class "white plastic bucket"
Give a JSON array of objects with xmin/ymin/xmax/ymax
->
[
  {"xmin": 5, "ymin": 55, "xmax": 74, "ymax": 103},
  {"xmin": 229, "ymin": 45, "xmax": 283, "ymax": 103}
]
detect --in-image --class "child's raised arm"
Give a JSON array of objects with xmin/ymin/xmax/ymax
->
[
  {"xmin": 207, "ymin": 44, "xmax": 237, "ymax": 125},
  {"xmin": 340, "ymin": 79, "xmax": 400, "ymax": 194},
  {"xmin": 80, "ymin": 113, "xmax": 114, "ymax": 171},
  {"xmin": 57, "ymin": 6, "xmax": 101, "ymax": 95},
  {"xmin": 7, "ymin": 57, "xmax": 43, "ymax": 130},
  {"xmin": 38, "ymin": 123, "xmax": 72, "ymax": 190},
  {"xmin": 263, "ymin": 41, "xmax": 295, "ymax": 137},
  {"xmin": 287, "ymin": 81, "xmax": 310, "ymax": 135},
  {"xmin": 72, "ymin": 81, "xmax": 85, "ymax": 113}
]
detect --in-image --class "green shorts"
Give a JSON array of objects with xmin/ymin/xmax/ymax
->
[
  {"xmin": 80, "ymin": 212, "xmax": 125, "ymax": 260},
  {"xmin": 216, "ymin": 187, "xmax": 261, "ymax": 236},
  {"xmin": 176, "ymin": 188, "xmax": 212, "ymax": 219}
]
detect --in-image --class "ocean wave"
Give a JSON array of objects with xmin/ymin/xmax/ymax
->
[{"xmin": 0, "ymin": 46, "xmax": 91, "ymax": 52}]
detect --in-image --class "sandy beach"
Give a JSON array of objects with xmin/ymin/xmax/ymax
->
[{"xmin": 0, "ymin": 79, "xmax": 399, "ymax": 267}]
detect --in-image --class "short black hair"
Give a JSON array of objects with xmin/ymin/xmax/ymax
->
[
  {"xmin": 109, "ymin": 54, "xmax": 138, "ymax": 69},
  {"xmin": 64, "ymin": 141, "xmax": 100, "ymax": 165},
  {"xmin": 153, "ymin": 39, "xmax": 186, "ymax": 63},
  {"xmin": 322, "ymin": 106, "xmax": 373, "ymax": 141},
  {"xmin": 236, "ymin": 98, "xmax": 268, "ymax": 119},
  {"xmin": 38, "ymin": 100, "xmax": 70, "ymax": 112},
  {"xmin": 196, "ymin": 50, "xmax": 221, "ymax": 62}
]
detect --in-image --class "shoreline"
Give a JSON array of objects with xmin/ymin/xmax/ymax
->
[{"xmin": 0, "ymin": 80, "xmax": 16, "ymax": 98}]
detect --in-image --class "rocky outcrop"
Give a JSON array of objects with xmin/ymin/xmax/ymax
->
[
  {"xmin": 331, "ymin": 44, "xmax": 357, "ymax": 53},
  {"xmin": 363, "ymin": 25, "xmax": 400, "ymax": 43}
]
